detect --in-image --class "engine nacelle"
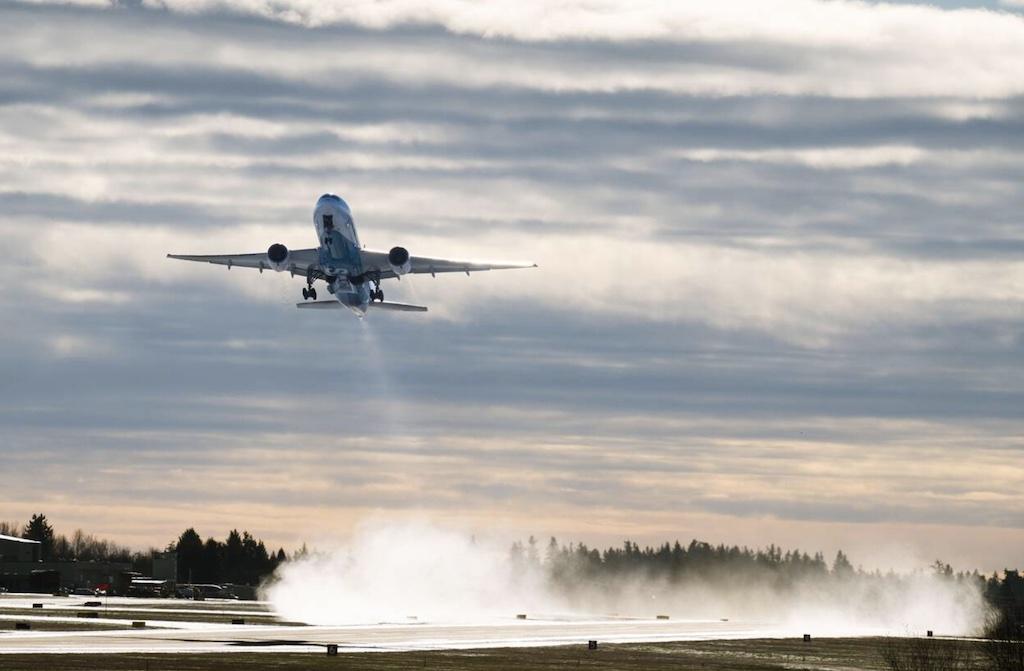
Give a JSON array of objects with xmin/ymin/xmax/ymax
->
[
  {"xmin": 267, "ymin": 243, "xmax": 290, "ymax": 272},
  {"xmin": 388, "ymin": 246, "xmax": 411, "ymax": 276}
]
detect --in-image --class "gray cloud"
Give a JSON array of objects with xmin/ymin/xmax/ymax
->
[{"xmin": 0, "ymin": 0, "xmax": 1022, "ymax": 568}]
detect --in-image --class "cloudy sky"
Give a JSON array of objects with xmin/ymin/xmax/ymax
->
[{"xmin": 1, "ymin": 0, "xmax": 1022, "ymax": 571}]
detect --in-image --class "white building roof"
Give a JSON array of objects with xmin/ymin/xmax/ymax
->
[{"xmin": 0, "ymin": 534, "xmax": 41, "ymax": 545}]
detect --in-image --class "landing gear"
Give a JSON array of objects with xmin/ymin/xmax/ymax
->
[
  {"xmin": 303, "ymin": 267, "xmax": 319, "ymax": 301},
  {"xmin": 371, "ymin": 279, "xmax": 383, "ymax": 302}
]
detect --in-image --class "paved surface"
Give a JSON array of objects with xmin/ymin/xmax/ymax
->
[
  {"xmin": 0, "ymin": 619, "xmax": 786, "ymax": 654},
  {"xmin": 0, "ymin": 594, "xmax": 792, "ymax": 654}
]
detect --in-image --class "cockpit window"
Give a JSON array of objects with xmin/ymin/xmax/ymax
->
[{"xmin": 322, "ymin": 214, "xmax": 334, "ymax": 230}]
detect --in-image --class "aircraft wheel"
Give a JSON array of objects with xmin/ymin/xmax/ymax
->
[
  {"xmin": 377, "ymin": 289, "xmax": 384, "ymax": 302},
  {"xmin": 309, "ymin": 288, "xmax": 317, "ymax": 300},
  {"xmin": 302, "ymin": 287, "xmax": 309, "ymax": 300}
]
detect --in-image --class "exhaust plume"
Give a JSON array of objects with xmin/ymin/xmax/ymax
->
[{"xmin": 263, "ymin": 519, "xmax": 989, "ymax": 636}]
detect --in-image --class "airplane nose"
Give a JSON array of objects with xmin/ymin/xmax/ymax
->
[{"xmin": 318, "ymin": 193, "xmax": 349, "ymax": 210}]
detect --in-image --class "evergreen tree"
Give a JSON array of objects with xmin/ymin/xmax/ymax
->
[
  {"xmin": 23, "ymin": 513, "xmax": 55, "ymax": 560},
  {"xmin": 175, "ymin": 528, "xmax": 204, "ymax": 583},
  {"xmin": 526, "ymin": 536, "xmax": 540, "ymax": 567},
  {"xmin": 544, "ymin": 537, "xmax": 559, "ymax": 566},
  {"xmin": 832, "ymin": 550, "xmax": 854, "ymax": 577},
  {"xmin": 223, "ymin": 530, "xmax": 244, "ymax": 583},
  {"xmin": 238, "ymin": 532, "xmax": 270, "ymax": 584},
  {"xmin": 508, "ymin": 541, "xmax": 525, "ymax": 578},
  {"xmin": 199, "ymin": 537, "xmax": 222, "ymax": 583}
]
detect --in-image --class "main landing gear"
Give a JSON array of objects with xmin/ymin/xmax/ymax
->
[
  {"xmin": 371, "ymin": 279, "xmax": 383, "ymax": 302},
  {"xmin": 302, "ymin": 286, "xmax": 317, "ymax": 300}
]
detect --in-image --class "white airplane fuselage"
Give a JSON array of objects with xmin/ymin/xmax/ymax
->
[{"xmin": 313, "ymin": 194, "xmax": 373, "ymax": 316}]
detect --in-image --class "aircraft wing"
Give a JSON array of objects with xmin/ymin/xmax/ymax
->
[
  {"xmin": 359, "ymin": 249, "xmax": 536, "ymax": 279},
  {"xmin": 167, "ymin": 248, "xmax": 322, "ymax": 277}
]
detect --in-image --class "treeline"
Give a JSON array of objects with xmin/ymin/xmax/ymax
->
[
  {"xmin": 2, "ymin": 514, "xmax": 288, "ymax": 587},
  {"xmin": 512, "ymin": 537, "xmax": 839, "ymax": 590},
  {"xmin": 984, "ymin": 567, "xmax": 1024, "ymax": 640},
  {"xmin": 512, "ymin": 536, "xmax": 1024, "ymax": 638},
  {"xmin": 172, "ymin": 528, "xmax": 288, "ymax": 585}
]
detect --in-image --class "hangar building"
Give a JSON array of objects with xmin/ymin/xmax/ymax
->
[
  {"xmin": 0, "ymin": 534, "xmax": 41, "ymax": 562},
  {"xmin": 0, "ymin": 534, "xmax": 132, "ymax": 593}
]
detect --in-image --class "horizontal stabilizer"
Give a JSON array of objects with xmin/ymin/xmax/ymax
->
[
  {"xmin": 296, "ymin": 301, "xmax": 343, "ymax": 309},
  {"xmin": 369, "ymin": 301, "xmax": 428, "ymax": 312},
  {"xmin": 296, "ymin": 300, "xmax": 428, "ymax": 312}
]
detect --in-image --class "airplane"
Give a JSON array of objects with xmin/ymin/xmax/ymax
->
[{"xmin": 168, "ymin": 193, "xmax": 536, "ymax": 317}]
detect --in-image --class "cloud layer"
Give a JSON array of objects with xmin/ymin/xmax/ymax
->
[{"xmin": 0, "ymin": 0, "xmax": 1021, "ymax": 570}]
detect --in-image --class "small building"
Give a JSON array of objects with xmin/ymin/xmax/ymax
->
[
  {"xmin": 128, "ymin": 578, "xmax": 174, "ymax": 597},
  {"xmin": 0, "ymin": 559, "xmax": 132, "ymax": 594},
  {"xmin": 0, "ymin": 534, "xmax": 41, "ymax": 563}
]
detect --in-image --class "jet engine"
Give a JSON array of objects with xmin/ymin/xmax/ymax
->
[
  {"xmin": 388, "ymin": 246, "xmax": 411, "ymax": 276},
  {"xmin": 267, "ymin": 243, "xmax": 290, "ymax": 272}
]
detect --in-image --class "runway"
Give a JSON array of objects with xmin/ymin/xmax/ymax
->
[{"xmin": 0, "ymin": 594, "xmax": 795, "ymax": 654}]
